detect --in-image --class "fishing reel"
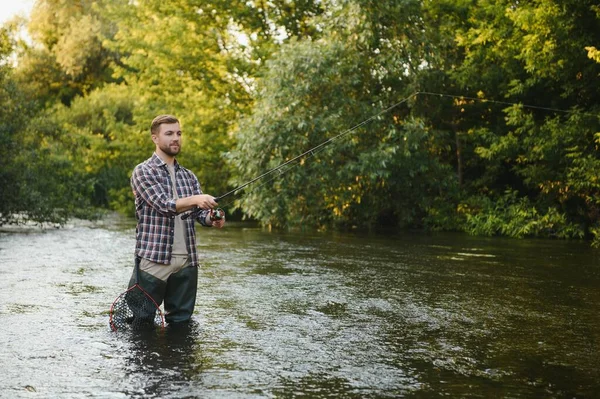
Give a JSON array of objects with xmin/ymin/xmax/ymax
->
[
  {"xmin": 181, "ymin": 207, "xmax": 224, "ymax": 221},
  {"xmin": 210, "ymin": 208, "xmax": 224, "ymax": 221}
]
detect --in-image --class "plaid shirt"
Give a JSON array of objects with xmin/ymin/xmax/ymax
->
[{"xmin": 131, "ymin": 153, "xmax": 211, "ymax": 267}]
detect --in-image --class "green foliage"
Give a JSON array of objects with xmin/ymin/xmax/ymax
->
[
  {"xmin": 19, "ymin": 0, "xmax": 117, "ymax": 105},
  {"xmin": 230, "ymin": 38, "xmax": 365, "ymax": 227},
  {"xmin": 0, "ymin": 26, "xmax": 45, "ymax": 224},
  {"xmin": 230, "ymin": 29, "xmax": 458, "ymax": 229},
  {"xmin": 2, "ymin": 0, "xmax": 600, "ymax": 244},
  {"xmin": 49, "ymin": 85, "xmax": 143, "ymax": 210},
  {"xmin": 461, "ymin": 190, "xmax": 584, "ymax": 239},
  {"xmin": 2, "ymin": 108, "xmax": 97, "ymax": 225}
]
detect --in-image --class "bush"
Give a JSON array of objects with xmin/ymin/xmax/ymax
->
[{"xmin": 461, "ymin": 190, "xmax": 584, "ymax": 239}]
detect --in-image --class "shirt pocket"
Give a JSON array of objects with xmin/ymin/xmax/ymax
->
[{"xmin": 178, "ymin": 181, "xmax": 194, "ymax": 197}]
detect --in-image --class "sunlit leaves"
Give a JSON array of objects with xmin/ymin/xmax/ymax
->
[{"xmin": 24, "ymin": 0, "xmax": 116, "ymax": 102}]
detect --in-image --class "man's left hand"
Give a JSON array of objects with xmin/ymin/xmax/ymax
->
[{"xmin": 211, "ymin": 212, "xmax": 226, "ymax": 229}]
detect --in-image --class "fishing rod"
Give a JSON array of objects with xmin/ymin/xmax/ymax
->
[
  {"xmin": 181, "ymin": 93, "xmax": 418, "ymax": 220},
  {"xmin": 182, "ymin": 90, "xmax": 581, "ymax": 221}
]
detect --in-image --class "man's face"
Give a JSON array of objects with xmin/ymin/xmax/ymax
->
[{"xmin": 153, "ymin": 122, "xmax": 182, "ymax": 157}]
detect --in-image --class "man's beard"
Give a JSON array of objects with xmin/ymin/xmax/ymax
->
[{"xmin": 160, "ymin": 143, "xmax": 180, "ymax": 156}]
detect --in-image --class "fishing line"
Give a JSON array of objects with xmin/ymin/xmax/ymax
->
[
  {"xmin": 183, "ymin": 90, "xmax": 588, "ymax": 220},
  {"xmin": 417, "ymin": 91, "xmax": 583, "ymax": 114}
]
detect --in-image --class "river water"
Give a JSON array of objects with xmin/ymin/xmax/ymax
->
[{"xmin": 0, "ymin": 215, "xmax": 599, "ymax": 398}]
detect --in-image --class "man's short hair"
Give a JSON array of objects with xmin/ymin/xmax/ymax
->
[{"xmin": 150, "ymin": 115, "xmax": 179, "ymax": 135}]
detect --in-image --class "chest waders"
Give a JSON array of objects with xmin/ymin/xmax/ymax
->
[{"xmin": 128, "ymin": 256, "xmax": 198, "ymax": 325}]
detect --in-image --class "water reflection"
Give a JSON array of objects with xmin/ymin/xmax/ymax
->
[{"xmin": 122, "ymin": 321, "xmax": 205, "ymax": 398}]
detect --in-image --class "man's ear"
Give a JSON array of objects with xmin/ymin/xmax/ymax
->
[{"xmin": 151, "ymin": 134, "xmax": 158, "ymax": 144}]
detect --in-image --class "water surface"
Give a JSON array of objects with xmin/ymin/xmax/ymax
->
[{"xmin": 0, "ymin": 215, "xmax": 598, "ymax": 398}]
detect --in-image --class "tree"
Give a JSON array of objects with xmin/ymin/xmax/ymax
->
[
  {"xmin": 230, "ymin": 1, "xmax": 457, "ymax": 229},
  {"xmin": 0, "ymin": 25, "xmax": 31, "ymax": 224},
  {"xmin": 445, "ymin": 0, "xmax": 600, "ymax": 239},
  {"xmin": 15, "ymin": 0, "xmax": 117, "ymax": 106}
]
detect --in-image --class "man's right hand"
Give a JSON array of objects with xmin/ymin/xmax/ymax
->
[
  {"xmin": 176, "ymin": 194, "xmax": 218, "ymax": 213},
  {"xmin": 194, "ymin": 194, "xmax": 218, "ymax": 209}
]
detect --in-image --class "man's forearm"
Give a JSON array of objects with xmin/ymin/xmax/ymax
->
[{"xmin": 175, "ymin": 196, "xmax": 199, "ymax": 213}]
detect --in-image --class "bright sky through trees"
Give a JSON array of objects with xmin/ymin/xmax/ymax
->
[{"xmin": 0, "ymin": 0, "xmax": 34, "ymax": 24}]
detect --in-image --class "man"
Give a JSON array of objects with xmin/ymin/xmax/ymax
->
[{"xmin": 129, "ymin": 114, "xmax": 225, "ymax": 326}]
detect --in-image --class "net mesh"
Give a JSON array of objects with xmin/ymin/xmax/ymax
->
[{"xmin": 109, "ymin": 284, "xmax": 164, "ymax": 331}]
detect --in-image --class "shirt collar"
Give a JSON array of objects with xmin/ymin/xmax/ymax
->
[{"xmin": 151, "ymin": 152, "xmax": 180, "ymax": 170}]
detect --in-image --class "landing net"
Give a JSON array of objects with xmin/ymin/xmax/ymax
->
[{"xmin": 109, "ymin": 284, "xmax": 165, "ymax": 331}]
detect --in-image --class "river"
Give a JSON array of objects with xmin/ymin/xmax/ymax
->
[{"xmin": 0, "ymin": 214, "xmax": 599, "ymax": 398}]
